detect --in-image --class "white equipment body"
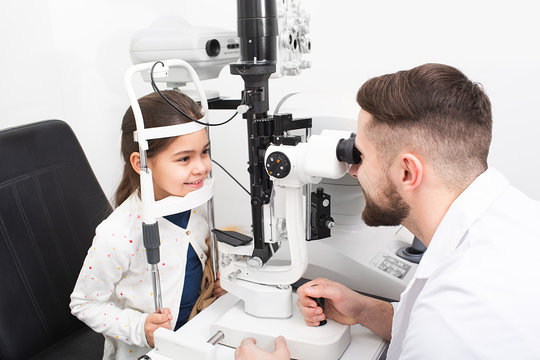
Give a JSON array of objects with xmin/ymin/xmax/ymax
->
[
  {"xmin": 130, "ymin": 17, "xmax": 240, "ymax": 87},
  {"xmin": 149, "ymin": 293, "xmax": 388, "ymax": 360}
]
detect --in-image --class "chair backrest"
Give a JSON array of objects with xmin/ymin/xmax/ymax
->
[{"xmin": 0, "ymin": 120, "xmax": 112, "ymax": 359}]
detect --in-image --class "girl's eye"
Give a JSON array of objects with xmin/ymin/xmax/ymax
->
[
  {"xmin": 178, "ymin": 156, "xmax": 189, "ymax": 162},
  {"xmin": 203, "ymin": 148, "xmax": 210, "ymax": 155}
]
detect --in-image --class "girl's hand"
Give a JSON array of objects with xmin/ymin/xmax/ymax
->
[
  {"xmin": 213, "ymin": 271, "xmax": 227, "ymax": 298},
  {"xmin": 144, "ymin": 308, "xmax": 172, "ymax": 347}
]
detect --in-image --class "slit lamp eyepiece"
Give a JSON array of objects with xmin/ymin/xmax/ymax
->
[{"xmin": 336, "ymin": 134, "xmax": 361, "ymax": 165}]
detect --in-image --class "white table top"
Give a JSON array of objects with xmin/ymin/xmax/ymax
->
[{"xmin": 146, "ymin": 293, "xmax": 387, "ymax": 360}]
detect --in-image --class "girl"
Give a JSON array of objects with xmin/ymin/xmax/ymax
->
[{"xmin": 70, "ymin": 90, "xmax": 225, "ymax": 359}]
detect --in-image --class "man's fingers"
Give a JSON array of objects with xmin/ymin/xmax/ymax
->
[
  {"xmin": 297, "ymin": 278, "xmax": 330, "ymax": 303},
  {"xmin": 296, "ymin": 295, "xmax": 319, "ymax": 311},
  {"xmin": 274, "ymin": 336, "xmax": 289, "ymax": 355},
  {"xmin": 297, "ymin": 292, "xmax": 319, "ymax": 308},
  {"xmin": 297, "ymin": 298, "xmax": 324, "ymax": 316},
  {"xmin": 297, "ymin": 295, "xmax": 328, "ymax": 327},
  {"xmin": 239, "ymin": 337, "xmax": 256, "ymax": 347},
  {"xmin": 301, "ymin": 310, "xmax": 325, "ymax": 326}
]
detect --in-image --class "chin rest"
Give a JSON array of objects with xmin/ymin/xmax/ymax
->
[{"xmin": 0, "ymin": 120, "xmax": 112, "ymax": 359}]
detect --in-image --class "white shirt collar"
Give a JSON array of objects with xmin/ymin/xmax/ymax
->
[{"xmin": 413, "ymin": 167, "xmax": 509, "ymax": 279}]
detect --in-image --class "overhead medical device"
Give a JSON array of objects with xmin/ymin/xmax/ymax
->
[
  {"xmin": 124, "ymin": 59, "xmax": 214, "ymax": 312},
  {"xmin": 130, "ymin": 17, "xmax": 240, "ymax": 89},
  {"xmin": 129, "ymin": 1, "xmax": 311, "ymax": 86},
  {"xmin": 274, "ymin": 0, "xmax": 311, "ymax": 76}
]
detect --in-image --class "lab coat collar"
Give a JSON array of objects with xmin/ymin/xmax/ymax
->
[{"xmin": 413, "ymin": 167, "xmax": 509, "ymax": 279}]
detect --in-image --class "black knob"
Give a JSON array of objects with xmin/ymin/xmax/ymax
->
[
  {"xmin": 205, "ymin": 39, "xmax": 221, "ymax": 57},
  {"xmin": 265, "ymin": 152, "xmax": 291, "ymax": 179},
  {"xmin": 309, "ymin": 297, "xmax": 327, "ymax": 326}
]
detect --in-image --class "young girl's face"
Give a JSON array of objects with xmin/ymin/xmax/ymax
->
[{"xmin": 148, "ymin": 128, "xmax": 211, "ymax": 200}]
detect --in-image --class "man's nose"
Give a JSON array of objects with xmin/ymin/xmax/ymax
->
[{"xmin": 349, "ymin": 164, "xmax": 359, "ymax": 178}]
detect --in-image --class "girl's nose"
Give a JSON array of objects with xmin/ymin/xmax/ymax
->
[{"xmin": 192, "ymin": 156, "xmax": 207, "ymax": 175}]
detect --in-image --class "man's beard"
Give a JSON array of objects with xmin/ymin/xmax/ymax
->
[{"xmin": 362, "ymin": 177, "xmax": 410, "ymax": 227}]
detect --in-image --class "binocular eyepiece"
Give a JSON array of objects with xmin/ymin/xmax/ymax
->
[{"xmin": 336, "ymin": 134, "xmax": 361, "ymax": 165}]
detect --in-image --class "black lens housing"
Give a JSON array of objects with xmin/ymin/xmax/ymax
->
[
  {"xmin": 205, "ymin": 39, "xmax": 221, "ymax": 57},
  {"xmin": 336, "ymin": 135, "xmax": 361, "ymax": 164},
  {"xmin": 237, "ymin": 0, "xmax": 278, "ymax": 63}
]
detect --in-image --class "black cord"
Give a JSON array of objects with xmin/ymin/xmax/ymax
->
[
  {"xmin": 148, "ymin": 62, "xmax": 250, "ymax": 196},
  {"xmin": 150, "ymin": 61, "xmax": 241, "ymax": 127},
  {"xmin": 212, "ymin": 159, "xmax": 251, "ymax": 196}
]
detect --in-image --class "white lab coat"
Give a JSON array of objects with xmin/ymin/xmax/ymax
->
[
  {"xmin": 70, "ymin": 192, "xmax": 209, "ymax": 360},
  {"xmin": 387, "ymin": 168, "xmax": 540, "ymax": 360}
]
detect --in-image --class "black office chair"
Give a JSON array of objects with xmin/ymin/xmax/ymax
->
[{"xmin": 0, "ymin": 120, "xmax": 112, "ymax": 359}]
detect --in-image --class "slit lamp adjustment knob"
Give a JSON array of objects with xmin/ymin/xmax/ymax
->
[
  {"xmin": 247, "ymin": 256, "xmax": 263, "ymax": 270},
  {"xmin": 265, "ymin": 152, "xmax": 291, "ymax": 178}
]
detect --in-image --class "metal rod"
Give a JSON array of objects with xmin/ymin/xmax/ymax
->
[
  {"xmin": 207, "ymin": 197, "xmax": 219, "ymax": 281},
  {"xmin": 305, "ymin": 127, "xmax": 312, "ymax": 240},
  {"xmin": 207, "ymin": 330, "xmax": 225, "ymax": 345},
  {"xmin": 151, "ymin": 264, "xmax": 163, "ymax": 312},
  {"xmin": 206, "ymin": 125, "xmax": 219, "ymax": 281},
  {"xmin": 306, "ymin": 183, "xmax": 312, "ymax": 240}
]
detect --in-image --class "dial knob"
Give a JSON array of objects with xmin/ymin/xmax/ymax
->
[{"xmin": 265, "ymin": 152, "xmax": 291, "ymax": 179}]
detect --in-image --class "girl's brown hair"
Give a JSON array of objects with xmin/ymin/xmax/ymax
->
[{"xmin": 114, "ymin": 90, "xmax": 203, "ymax": 207}]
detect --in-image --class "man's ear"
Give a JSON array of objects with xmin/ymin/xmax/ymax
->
[
  {"xmin": 130, "ymin": 152, "xmax": 141, "ymax": 175},
  {"xmin": 397, "ymin": 153, "xmax": 423, "ymax": 191}
]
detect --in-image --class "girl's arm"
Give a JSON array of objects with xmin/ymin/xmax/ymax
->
[{"xmin": 69, "ymin": 232, "xmax": 150, "ymax": 347}]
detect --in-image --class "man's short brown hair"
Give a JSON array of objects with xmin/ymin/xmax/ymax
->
[{"xmin": 357, "ymin": 63, "xmax": 492, "ymax": 189}]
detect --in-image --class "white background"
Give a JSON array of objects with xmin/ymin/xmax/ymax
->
[{"xmin": 1, "ymin": 0, "xmax": 539, "ymax": 213}]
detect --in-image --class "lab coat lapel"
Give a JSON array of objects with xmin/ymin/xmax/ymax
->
[{"xmin": 387, "ymin": 168, "xmax": 510, "ymax": 360}]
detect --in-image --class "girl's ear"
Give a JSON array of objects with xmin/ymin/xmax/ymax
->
[{"xmin": 130, "ymin": 152, "xmax": 141, "ymax": 175}]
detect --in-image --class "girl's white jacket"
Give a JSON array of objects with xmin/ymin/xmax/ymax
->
[{"xmin": 70, "ymin": 193, "xmax": 209, "ymax": 359}]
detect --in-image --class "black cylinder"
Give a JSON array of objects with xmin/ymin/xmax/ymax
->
[
  {"xmin": 237, "ymin": 0, "xmax": 278, "ymax": 62},
  {"xmin": 336, "ymin": 135, "xmax": 362, "ymax": 165},
  {"xmin": 142, "ymin": 222, "xmax": 160, "ymax": 265},
  {"xmin": 205, "ymin": 39, "xmax": 221, "ymax": 57}
]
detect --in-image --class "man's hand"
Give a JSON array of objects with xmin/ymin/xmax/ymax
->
[
  {"xmin": 297, "ymin": 278, "xmax": 364, "ymax": 326},
  {"xmin": 297, "ymin": 278, "xmax": 394, "ymax": 341},
  {"xmin": 234, "ymin": 336, "xmax": 290, "ymax": 360},
  {"xmin": 145, "ymin": 308, "xmax": 172, "ymax": 347}
]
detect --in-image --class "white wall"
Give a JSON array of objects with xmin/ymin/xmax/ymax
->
[
  {"xmin": 0, "ymin": 0, "xmax": 238, "ymax": 201},
  {"xmin": 1, "ymin": 0, "xmax": 539, "ymax": 209}
]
